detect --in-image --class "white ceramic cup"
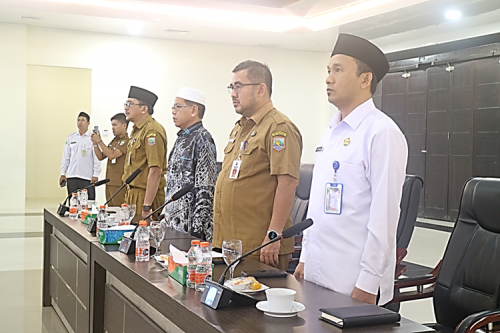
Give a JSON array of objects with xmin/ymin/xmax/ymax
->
[{"xmin": 265, "ymin": 288, "xmax": 296, "ymax": 312}]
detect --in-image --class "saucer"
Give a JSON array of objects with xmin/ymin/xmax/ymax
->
[{"xmin": 256, "ymin": 301, "xmax": 305, "ymax": 317}]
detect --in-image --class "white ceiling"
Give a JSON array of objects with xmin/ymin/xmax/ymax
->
[{"xmin": 0, "ymin": 0, "xmax": 497, "ymax": 52}]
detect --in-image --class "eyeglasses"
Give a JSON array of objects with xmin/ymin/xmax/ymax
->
[
  {"xmin": 124, "ymin": 101, "xmax": 145, "ymax": 108},
  {"xmin": 227, "ymin": 83, "xmax": 262, "ymax": 94},
  {"xmin": 171, "ymin": 104, "xmax": 191, "ymax": 111}
]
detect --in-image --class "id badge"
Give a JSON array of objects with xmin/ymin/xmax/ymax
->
[
  {"xmin": 325, "ymin": 183, "xmax": 343, "ymax": 214},
  {"xmin": 229, "ymin": 160, "xmax": 241, "ymax": 179},
  {"xmin": 111, "ymin": 158, "xmax": 116, "ymax": 164}
]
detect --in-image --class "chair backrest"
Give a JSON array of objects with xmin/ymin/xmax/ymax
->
[
  {"xmin": 290, "ymin": 163, "xmax": 314, "ymax": 225},
  {"xmin": 434, "ymin": 178, "xmax": 500, "ymax": 329},
  {"xmin": 396, "ymin": 175, "xmax": 423, "ymax": 249}
]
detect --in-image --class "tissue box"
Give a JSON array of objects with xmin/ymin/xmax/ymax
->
[
  {"xmin": 167, "ymin": 253, "xmax": 214, "ymax": 286},
  {"xmin": 81, "ymin": 209, "xmax": 96, "ymax": 225},
  {"xmin": 98, "ymin": 225, "xmax": 136, "ymax": 245}
]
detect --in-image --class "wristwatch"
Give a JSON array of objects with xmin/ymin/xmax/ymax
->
[
  {"xmin": 142, "ymin": 205, "xmax": 152, "ymax": 211},
  {"xmin": 267, "ymin": 230, "xmax": 279, "ymax": 240}
]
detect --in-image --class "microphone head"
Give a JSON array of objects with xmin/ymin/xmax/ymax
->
[
  {"xmin": 125, "ymin": 168, "xmax": 141, "ymax": 184},
  {"xmin": 171, "ymin": 183, "xmax": 194, "ymax": 201},
  {"xmin": 94, "ymin": 179, "xmax": 110, "ymax": 187},
  {"xmin": 281, "ymin": 218, "xmax": 313, "ymax": 239}
]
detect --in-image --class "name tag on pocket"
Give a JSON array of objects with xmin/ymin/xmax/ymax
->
[{"xmin": 111, "ymin": 158, "xmax": 116, "ymax": 164}]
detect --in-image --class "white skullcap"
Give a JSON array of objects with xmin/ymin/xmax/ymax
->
[{"xmin": 176, "ymin": 87, "xmax": 205, "ymax": 106}]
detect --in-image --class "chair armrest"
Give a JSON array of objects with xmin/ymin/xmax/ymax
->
[
  {"xmin": 387, "ymin": 260, "xmax": 442, "ymax": 305},
  {"xmin": 454, "ymin": 309, "xmax": 500, "ymax": 333}
]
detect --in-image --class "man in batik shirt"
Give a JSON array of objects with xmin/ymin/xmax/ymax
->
[{"xmin": 161, "ymin": 87, "xmax": 217, "ymax": 241}]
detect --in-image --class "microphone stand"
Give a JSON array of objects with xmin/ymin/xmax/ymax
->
[
  {"xmin": 218, "ymin": 235, "xmax": 282, "ymax": 285},
  {"xmin": 103, "ymin": 182, "xmax": 127, "ymax": 206}
]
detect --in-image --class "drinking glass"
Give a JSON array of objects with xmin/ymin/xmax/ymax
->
[
  {"xmin": 149, "ymin": 221, "xmax": 167, "ymax": 256},
  {"xmin": 222, "ymin": 239, "xmax": 242, "ymax": 280},
  {"xmin": 127, "ymin": 204, "xmax": 136, "ymax": 224}
]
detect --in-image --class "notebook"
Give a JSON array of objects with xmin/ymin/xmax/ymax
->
[{"xmin": 319, "ymin": 305, "xmax": 401, "ymax": 328}]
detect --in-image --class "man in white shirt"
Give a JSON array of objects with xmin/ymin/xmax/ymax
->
[
  {"xmin": 59, "ymin": 111, "xmax": 101, "ymax": 200},
  {"xmin": 294, "ymin": 34, "xmax": 408, "ymax": 306}
]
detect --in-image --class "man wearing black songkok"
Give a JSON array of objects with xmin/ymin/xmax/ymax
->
[
  {"xmin": 295, "ymin": 34, "xmax": 408, "ymax": 306},
  {"xmin": 123, "ymin": 86, "xmax": 167, "ymax": 224}
]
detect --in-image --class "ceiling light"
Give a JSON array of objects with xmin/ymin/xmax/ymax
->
[
  {"xmin": 128, "ymin": 23, "xmax": 143, "ymax": 35},
  {"xmin": 445, "ymin": 10, "xmax": 461, "ymax": 20},
  {"xmin": 165, "ymin": 29, "xmax": 189, "ymax": 34}
]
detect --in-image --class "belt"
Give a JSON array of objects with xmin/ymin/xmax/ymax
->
[{"xmin": 127, "ymin": 185, "xmax": 143, "ymax": 190}]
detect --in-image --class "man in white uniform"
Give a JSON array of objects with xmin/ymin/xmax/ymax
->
[
  {"xmin": 294, "ymin": 34, "xmax": 408, "ymax": 306},
  {"xmin": 60, "ymin": 111, "xmax": 101, "ymax": 200}
]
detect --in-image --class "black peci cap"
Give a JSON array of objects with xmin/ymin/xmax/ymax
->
[
  {"xmin": 331, "ymin": 34, "xmax": 389, "ymax": 83},
  {"xmin": 128, "ymin": 86, "xmax": 158, "ymax": 113}
]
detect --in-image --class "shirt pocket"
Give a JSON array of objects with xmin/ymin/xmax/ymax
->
[
  {"xmin": 239, "ymin": 142, "xmax": 259, "ymax": 177},
  {"xmin": 224, "ymin": 142, "xmax": 235, "ymax": 154},
  {"xmin": 131, "ymin": 141, "xmax": 145, "ymax": 162}
]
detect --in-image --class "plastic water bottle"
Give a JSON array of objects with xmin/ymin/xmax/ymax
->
[
  {"xmin": 80, "ymin": 189, "xmax": 88, "ymax": 212},
  {"xmin": 96, "ymin": 205, "xmax": 107, "ymax": 233},
  {"xmin": 119, "ymin": 204, "xmax": 129, "ymax": 226},
  {"xmin": 135, "ymin": 220, "xmax": 150, "ymax": 262},
  {"xmin": 195, "ymin": 242, "xmax": 212, "ymax": 291},
  {"xmin": 69, "ymin": 193, "xmax": 78, "ymax": 220},
  {"xmin": 187, "ymin": 240, "xmax": 201, "ymax": 289}
]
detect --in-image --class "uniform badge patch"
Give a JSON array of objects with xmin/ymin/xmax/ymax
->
[
  {"xmin": 273, "ymin": 136, "xmax": 285, "ymax": 151},
  {"xmin": 120, "ymin": 141, "xmax": 125, "ymax": 146},
  {"xmin": 148, "ymin": 137, "xmax": 156, "ymax": 146},
  {"xmin": 272, "ymin": 131, "xmax": 287, "ymax": 137},
  {"xmin": 343, "ymin": 138, "xmax": 351, "ymax": 146}
]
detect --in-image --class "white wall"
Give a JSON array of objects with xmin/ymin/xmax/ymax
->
[
  {"xmin": 0, "ymin": 25, "xmax": 332, "ymax": 207},
  {"xmin": 0, "ymin": 24, "xmax": 27, "ymax": 212}
]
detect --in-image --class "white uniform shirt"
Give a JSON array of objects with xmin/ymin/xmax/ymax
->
[
  {"xmin": 61, "ymin": 131, "xmax": 101, "ymax": 180},
  {"xmin": 300, "ymin": 99, "xmax": 407, "ymax": 305}
]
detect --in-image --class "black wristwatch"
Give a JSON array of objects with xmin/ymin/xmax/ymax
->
[
  {"xmin": 142, "ymin": 205, "xmax": 152, "ymax": 211},
  {"xmin": 267, "ymin": 230, "xmax": 279, "ymax": 240}
]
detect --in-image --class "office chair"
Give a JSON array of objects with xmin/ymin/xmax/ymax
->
[{"xmin": 389, "ymin": 178, "xmax": 500, "ymax": 333}]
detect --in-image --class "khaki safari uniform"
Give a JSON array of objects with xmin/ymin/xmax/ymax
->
[
  {"xmin": 213, "ymin": 101, "xmax": 302, "ymax": 271},
  {"xmin": 123, "ymin": 115, "xmax": 167, "ymax": 224},
  {"xmin": 105, "ymin": 133, "xmax": 129, "ymax": 207}
]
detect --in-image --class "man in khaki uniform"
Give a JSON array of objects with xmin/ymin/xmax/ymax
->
[
  {"xmin": 123, "ymin": 86, "xmax": 167, "ymax": 224},
  {"xmin": 213, "ymin": 60, "xmax": 303, "ymax": 271},
  {"xmin": 91, "ymin": 113, "xmax": 130, "ymax": 206}
]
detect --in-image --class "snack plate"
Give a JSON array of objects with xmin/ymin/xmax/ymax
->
[
  {"xmin": 153, "ymin": 254, "xmax": 169, "ymax": 268},
  {"xmin": 224, "ymin": 281, "xmax": 269, "ymax": 293}
]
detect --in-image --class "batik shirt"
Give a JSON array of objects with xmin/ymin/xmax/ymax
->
[{"xmin": 161, "ymin": 122, "xmax": 217, "ymax": 241}]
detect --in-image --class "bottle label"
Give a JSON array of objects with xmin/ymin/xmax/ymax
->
[{"xmin": 69, "ymin": 208, "xmax": 77, "ymax": 214}]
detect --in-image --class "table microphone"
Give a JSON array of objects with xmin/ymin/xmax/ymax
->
[
  {"xmin": 217, "ymin": 218, "xmax": 314, "ymax": 285},
  {"xmin": 103, "ymin": 168, "xmax": 141, "ymax": 206},
  {"xmin": 57, "ymin": 179, "xmax": 110, "ymax": 216},
  {"xmin": 118, "ymin": 183, "xmax": 194, "ymax": 255}
]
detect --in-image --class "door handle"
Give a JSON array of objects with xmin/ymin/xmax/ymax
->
[{"xmin": 421, "ymin": 150, "xmax": 427, "ymax": 153}]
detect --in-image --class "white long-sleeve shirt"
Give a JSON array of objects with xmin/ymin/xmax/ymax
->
[
  {"xmin": 61, "ymin": 131, "xmax": 101, "ymax": 180},
  {"xmin": 300, "ymin": 99, "xmax": 407, "ymax": 305}
]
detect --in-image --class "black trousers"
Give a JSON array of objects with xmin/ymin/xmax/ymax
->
[{"xmin": 67, "ymin": 177, "xmax": 96, "ymax": 200}]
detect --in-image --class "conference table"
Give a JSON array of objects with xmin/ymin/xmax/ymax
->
[{"xmin": 43, "ymin": 208, "xmax": 434, "ymax": 333}]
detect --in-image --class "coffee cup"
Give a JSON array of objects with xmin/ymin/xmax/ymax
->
[{"xmin": 265, "ymin": 288, "xmax": 296, "ymax": 312}]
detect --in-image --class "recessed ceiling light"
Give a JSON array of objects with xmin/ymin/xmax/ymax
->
[
  {"xmin": 164, "ymin": 29, "xmax": 189, "ymax": 34},
  {"xmin": 128, "ymin": 24, "xmax": 143, "ymax": 35},
  {"xmin": 445, "ymin": 10, "xmax": 461, "ymax": 20}
]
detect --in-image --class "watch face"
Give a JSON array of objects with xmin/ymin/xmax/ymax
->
[{"xmin": 268, "ymin": 231, "xmax": 278, "ymax": 240}]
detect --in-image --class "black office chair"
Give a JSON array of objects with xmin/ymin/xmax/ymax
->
[
  {"xmin": 390, "ymin": 178, "xmax": 500, "ymax": 333},
  {"xmin": 388, "ymin": 175, "xmax": 423, "ymax": 312},
  {"xmin": 287, "ymin": 163, "xmax": 314, "ymax": 273}
]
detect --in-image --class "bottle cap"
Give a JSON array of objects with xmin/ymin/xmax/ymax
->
[
  {"xmin": 82, "ymin": 189, "xmax": 87, "ymax": 192},
  {"xmin": 72, "ymin": 193, "xmax": 77, "ymax": 196},
  {"xmin": 139, "ymin": 220, "xmax": 147, "ymax": 226},
  {"xmin": 121, "ymin": 204, "xmax": 128, "ymax": 207},
  {"xmin": 191, "ymin": 240, "xmax": 200, "ymax": 245},
  {"xmin": 99, "ymin": 205, "xmax": 106, "ymax": 209},
  {"xmin": 200, "ymin": 242, "xmax": 209, "ymax": 247}
]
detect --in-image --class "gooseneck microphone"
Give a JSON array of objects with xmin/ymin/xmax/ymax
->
[
  {"xmin": 217, "ymin": 218, "xmax": 314, "ymax": 285},
  {"xmin": 103, "ymin": 168, "xmax": 141, "ymax": 206},
  {"xmin": 129, "ymin": 183, "xmax": 194, "ymax": 239},
  {"xmin": 57, "ymin": 179, "xmax": 111, "ymax": 216}
]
